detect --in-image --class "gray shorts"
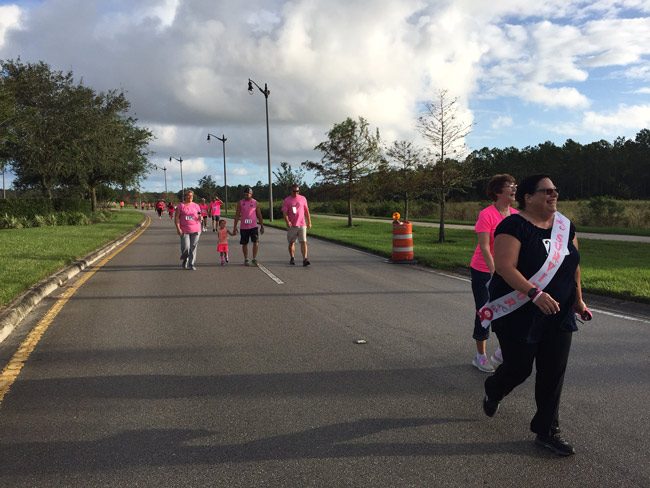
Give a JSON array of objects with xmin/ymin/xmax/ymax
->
[{"xmin": 287, "ymin": 226, "xmax": 307, "ymax": 243}]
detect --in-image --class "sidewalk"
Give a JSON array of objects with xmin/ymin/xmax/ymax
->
[{"xmin": 313, "ymin": 214, "xmax": 650, "ymax": 243}]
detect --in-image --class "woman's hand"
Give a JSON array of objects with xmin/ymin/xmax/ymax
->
[{"xmin": 533, "ymin": 291, "xmax": 561, "ymax": 315}]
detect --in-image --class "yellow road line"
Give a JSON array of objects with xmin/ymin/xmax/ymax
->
[{"xmin": 0, "ymin": 216, "xmax": 151, "ymax": 404}]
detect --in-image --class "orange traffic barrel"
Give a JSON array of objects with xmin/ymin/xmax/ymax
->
[{"xmin": 391, "ymin": 221, "xmax": 415, "ymax": 263}]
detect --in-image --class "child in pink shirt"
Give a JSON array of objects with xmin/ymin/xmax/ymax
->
[{"xmin": 216, "ymin": 219, "xmax": 236, "ymax": 265}]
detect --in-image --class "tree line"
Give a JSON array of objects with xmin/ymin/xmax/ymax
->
[{"xmin": 0, "ymin": 59, "xmax": 153, "ymax": 211}]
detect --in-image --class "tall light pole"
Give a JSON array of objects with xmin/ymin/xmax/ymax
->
[
  {"xmin": 169, "ymin": 157, "xmax": 184, "ymax": 197},
  {"xmin": 248, "ymin": 78, "xmax": 273, "ymax": 221},
  {"xmin": 207, "ymin": 133, "xmax": 228, "ymax": 216},
  {"xmin": 153, "ymin": 164, "xmax": 168, "ymax": 194}
]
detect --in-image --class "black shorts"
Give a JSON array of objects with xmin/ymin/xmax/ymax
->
[
  {"xmin": 212, "ymin": 215, "xmax": 220, "ymax": 222},
  {"xmin": 239, "ymin": 227, "xmax": 259, "ymax": 245}
]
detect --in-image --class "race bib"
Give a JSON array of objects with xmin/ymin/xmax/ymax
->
[
  {"xmin": 244, "ymin": 218, "xmax": 253, "ymax": 224},
  {"xmin": 292, "ymin": 206, "xmax": 297, "ymax": 214},
  {"xmin": 185, "ymin": 216, "xmax": 194, "ymax": 221}
]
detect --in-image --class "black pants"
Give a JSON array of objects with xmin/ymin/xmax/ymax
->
[{"xmin": 484, "ymin": 326, "xmax": 573, "ymax": 436}]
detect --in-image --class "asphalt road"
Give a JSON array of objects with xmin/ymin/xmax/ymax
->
[{"xmin": 0, "ymin": 214, "xmax": 648, "ymax": 487}]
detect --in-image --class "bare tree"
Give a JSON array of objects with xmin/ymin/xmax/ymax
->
[
  {"xmin": 417, "ymin": 89, "xmax": 474, "ymax": 242},
  {"xmin": 385, "ymin": 140, "xmax": 424, "ymax": 221}
]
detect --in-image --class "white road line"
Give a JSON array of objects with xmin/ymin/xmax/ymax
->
[
  {"xmin": 590, "ymin": 308, "xmax": 650, "ymax": 324},
  {"xmin": 257, "ymin": 263, "xmax": 284, "ymax": 284}
]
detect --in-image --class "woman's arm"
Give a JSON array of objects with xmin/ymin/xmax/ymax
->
[
  {"xmin": 477, "ymin": 232, "xmax": 495, "ymax": 274},
  {"xmin": 572, "ymin": 236, "xmax": 588, "ymax": 314},
  {"xmin": 174, "ymin": 204, "xmax": 182, "ymax": 235}
]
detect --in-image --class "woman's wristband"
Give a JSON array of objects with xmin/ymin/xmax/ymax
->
[{"xmin": 531, "ymin": 290, "xmax": 543, "ymax": 303}]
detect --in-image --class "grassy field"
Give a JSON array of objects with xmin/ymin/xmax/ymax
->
[
  {"xmin": 270, "ymin": 216, "xmax": 650, "ymax": 304},
  {"xmin": 0, "ymin": 210, "xmax": 144, "ymax": 309}
]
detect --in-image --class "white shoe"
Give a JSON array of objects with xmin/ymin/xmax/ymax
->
[
  {"xmin": 472, "ymin": 354, "xmax": 495, "ymax": 373},
  {"xmin": 491, "ymin": 348, "xmax": 503, "ymax": 366}
]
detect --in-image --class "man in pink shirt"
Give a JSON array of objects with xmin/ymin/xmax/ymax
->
[
  {"xmin": 232, "ymin": 187, "xmax": 264, "ymax": 266},
  {"xmin": 282, "ymin": 184, "xmax": 312, "ymax": 266},
  {"xmin": 209, "ymin": 195, "xmax": 224, "ymax": 232}
]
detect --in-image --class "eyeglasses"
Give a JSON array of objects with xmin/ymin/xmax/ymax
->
[
  {"xmin": 291, "ymin": 189, "xmax": 299, "ymax": 193},
  {"xmin": 535, "ymin": 187, "xmax": 559, "ymax": 195}
]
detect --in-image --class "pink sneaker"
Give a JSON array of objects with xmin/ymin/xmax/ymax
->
[{"xmin": 472, "ymin": 354, "xmax": 495, "ymax": 373}]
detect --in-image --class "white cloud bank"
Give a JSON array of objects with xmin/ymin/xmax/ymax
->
[{"xmin": 1, "ymin": 0, "xmax": 650, "ymax": 189}]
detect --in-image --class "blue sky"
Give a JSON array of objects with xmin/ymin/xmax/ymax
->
[{"xmin": 1, "ymin": 0, "xmax": 649, "ymax": 193}]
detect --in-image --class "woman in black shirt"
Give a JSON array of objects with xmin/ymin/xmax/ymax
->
[{"xmin": 482, "ymin": 174, "xmax": 589, "ymax": 457}]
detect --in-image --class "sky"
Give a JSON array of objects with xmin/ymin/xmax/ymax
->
[{"xmin": 1, "ymin": 0, "xmax": 650, "ymax": 194}]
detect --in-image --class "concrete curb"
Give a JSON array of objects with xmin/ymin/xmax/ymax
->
[{"xmin": 0, "ymin": 217, "xmax": 147, "ymax": 344}]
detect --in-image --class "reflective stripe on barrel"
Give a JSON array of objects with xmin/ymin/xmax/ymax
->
[{"xmin": 392, "ymin": 222, "xmax": 414, "ymax": 261}]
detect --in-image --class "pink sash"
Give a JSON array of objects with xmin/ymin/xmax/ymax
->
[{"xmin": 478, "ymin": 212, "xmax": 571, "ymax": 328}]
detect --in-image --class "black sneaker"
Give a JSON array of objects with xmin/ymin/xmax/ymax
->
[
  {"xmin": 303, "ymin": 258, "xmax": 311, "ymax": 267},
  {"xmin": 289, "ymin": 257, "xmax": 295, "ymax": 265},
  {"xmin": 535, "ymin": 433, "xmax": 575, "ymax": 456},
  {"xmin": 482, "ymin": 395, "xmax": 500, "ymax": 417}
]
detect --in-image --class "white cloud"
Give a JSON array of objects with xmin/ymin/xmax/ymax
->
[
  {"xmin": 2, "ymin": 0, "xmax": 650, "ymax": 188},
  {"xmin": 635, "ymin": 87, "xmax": 650, "ymax": 94},
  {"xmin": 0, "ymin": 4, "xmax": 21, "ymax": 48},
  {"xmin": 491, "ymin": 116, "xmax": 513, "ymax": 130},
  {"xmin": 583, "ymin": 104, "xmax": 650, "ymax": 134}
]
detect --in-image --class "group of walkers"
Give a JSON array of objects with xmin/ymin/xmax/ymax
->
[
  {"xmin": 169, "ymin": 172, "xmax": 589, "ymax": 458},
  {"xmin": 172, "ymin": 184, "xmax": 311, "ymax": 270},
  {"xmin": 471, "ymin": 173, "xmax": 591, "ymax": 457}
]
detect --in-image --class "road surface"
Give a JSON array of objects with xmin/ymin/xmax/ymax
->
[{"xmin": 0, "ymin": 215, "xmax": 648, "ymax": 487}]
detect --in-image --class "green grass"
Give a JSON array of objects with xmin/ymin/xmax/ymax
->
[
  {"xmin": 0, "ymin": 210, "xmax": 144, "ymax": 309},
  {"xmin": 270, "ymin": 216, "xmax": 650, "ymax": 304}
]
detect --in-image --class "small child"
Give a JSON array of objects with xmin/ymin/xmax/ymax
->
[{"xmin": 217, "ymin": 219, "xmax": 236, "ymax": 265}]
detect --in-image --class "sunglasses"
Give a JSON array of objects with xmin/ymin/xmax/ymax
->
[{"xmin": 535, "ymin": 187, "xmax": 559, "ymax": 195}]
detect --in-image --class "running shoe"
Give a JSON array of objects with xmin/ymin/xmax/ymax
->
[
  {"xmin": 482, "ymin": 395, "xmax": 500, "ymax": 417},
  {"xmin": 244, "ymin": 259, "xmax": 250, "ymax": 266},
  {"xmin": 303, "ymin": 258, "xmax": 311, "ymax": 267},
  {"xmin": 535, "ymin": 433, "xmax": 575, "ymax": 456},
  {"xmin": 472, "ymin": 354, "xmax": 495, "ymax": 373},
  {"xmin": 225, "ymin": 254, "xmax": 229, "ymax": 263},
  {"xmin": 289, "ymin": 257, "xmax": 295, "ymax": 265},
  {"xmin": 491, "ymin": 348, "xmax": 504, "ymax": 366},
  {"xmin": 251, "ymin": 259, "xmax": 258, "ymax": 266}
]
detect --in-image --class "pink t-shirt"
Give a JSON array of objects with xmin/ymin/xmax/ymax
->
[
  {"xmin": 217, "ymin": 227, "xmax": 229, "ymax": 245},
  {"xmin": 177, "ymin": 202, "xmax": 202, "ymax": 233},
  {"xmin": 210, "ymin": 200, "xmax": 222, "ymax": 216},
  {"xmin": 281, "ymin": 194, "xmax": 309, "ymax": 227},
  {"xmin": 469, "ymin": 205, "xmax": 519, "ymax": 273},
  {"xmin": 238, "ymin": 198, "xmax": 258, "ymax": 230},
  {"xmin": 199, "ymin": 203, "xmax": 208, "ymax": 217}
]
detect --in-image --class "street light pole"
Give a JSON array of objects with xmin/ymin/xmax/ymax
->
[
  {"xmin": 169, "ymin": 157, "xmax": 184, "ymax": 197},
  {"xmin": 153, "ymin": 164, "xmax": 168, "ymax": 194},
  {"xmin": 248, "ymin": 78, "xmax": 273, "ymax": 221},
  {"xmin": 207, "ymin": 133, "xmax": 228, "ymax": 217}
]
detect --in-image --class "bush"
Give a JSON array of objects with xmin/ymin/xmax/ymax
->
[{"xmin": 578, "ymin": 196, "xmax": 627, "ymax": 226}]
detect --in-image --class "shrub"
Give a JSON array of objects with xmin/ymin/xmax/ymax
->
[
  {"xmin": 578, "ymin": 196, "xmax": 627, "ymax": 226},
  {"xmin": 33, "ymin": 215, "xmax": 47, "ymax": 227}
]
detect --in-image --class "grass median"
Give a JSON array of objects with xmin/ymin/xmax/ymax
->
[
  {"xmin": 0, "ymin": 210, "xmax": 144, "ymax": 309},
  {"xmin": 270, "ymin": 216, "xmax": 650, "ymax": 304}
]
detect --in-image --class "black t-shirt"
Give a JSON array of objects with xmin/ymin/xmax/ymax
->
[{"xmin": 488, "ymin": 214, "xmax": 580, "ymax": 342}]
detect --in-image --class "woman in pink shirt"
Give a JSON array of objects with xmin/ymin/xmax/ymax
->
[
  {"xmin": 470, "ymin": 174, "xmax": 518, "ymax": 372},
  {"xmin": 174, "ymin": 191, "xmax": 202, "ymax": 270}
]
